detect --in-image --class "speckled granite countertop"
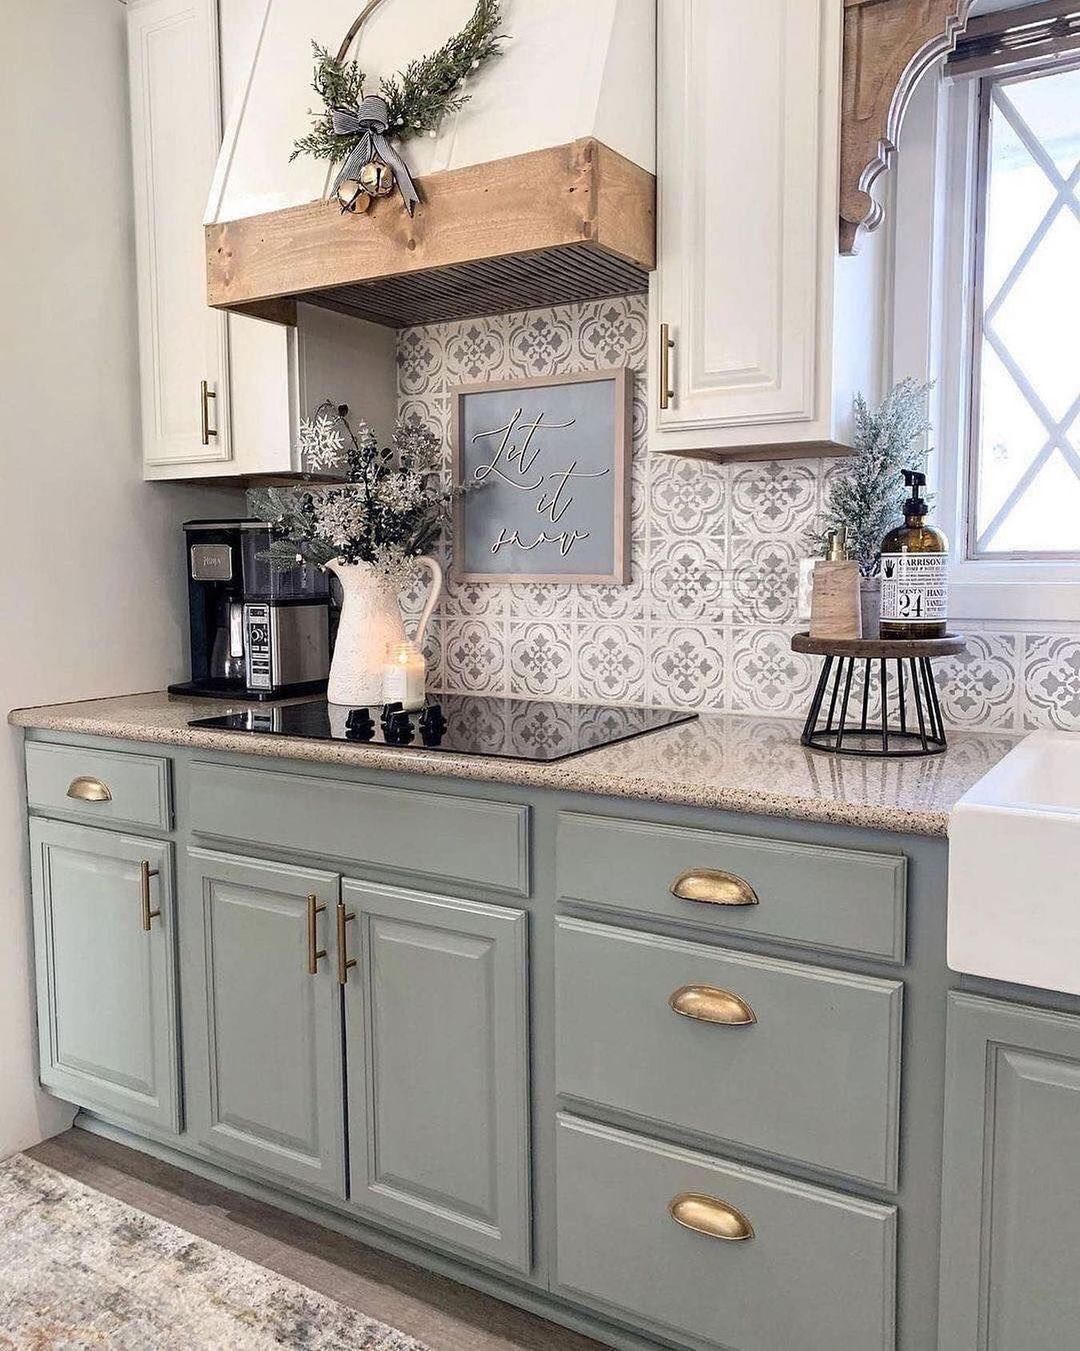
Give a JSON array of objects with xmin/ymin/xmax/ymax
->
[{"xmin": 9, "ymin": 691, "xmax": 1018, "ymax": 837}]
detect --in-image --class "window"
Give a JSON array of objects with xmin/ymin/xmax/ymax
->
[{"xmin": 967, "ymin": 62, "xmax": 1080, "ymax": 559}]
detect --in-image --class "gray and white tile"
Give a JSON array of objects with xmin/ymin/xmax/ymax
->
[
  {"xmin": 1022, "ymin": 633, "xmax": 1080, "ymax": 730},
  {"xmin": 937, "ymin": 633, "xmax": 1019, "ymax": 730},
  {"xmin": 577, "ymin": 622, "xmax": 647, "ymax": 705},
  {"xmin": 442, "ymin": 619, "xmax": 507, "ymax": 694},
  {"xmin": 647, "ymin": 536, "xmax": 727, "ymax": 624},
  {"xmin": 730, "ymin": 460, "xmax": 819, "ymax": 538},
  {"xmin": 729, "ymin": 626, "xmax": 815, "ymax": 717},
  {"xmin": 509, "ymin": 621, "xmax": 576, "ymax": 699},
  {"xmin": 648, "ymin": 625, "xmax": 725, "ymax": 709}
]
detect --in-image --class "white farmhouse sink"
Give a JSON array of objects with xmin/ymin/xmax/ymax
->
[{"xmin": 949, "ymin": 730, "xmax": 1080, "ymax": 995}]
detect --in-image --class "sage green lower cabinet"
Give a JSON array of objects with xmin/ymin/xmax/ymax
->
[
  {"xmin": 184, "ymin": 848, "xmax": 346, "ymax": 1199},
  {"xmin": 939, "ymin": 992, "xmax": 1080, "ymax": 1351},
  {"xmin": 28, "ymin": 818, "xmax": 179, "ymax": 1132},
  {"xmin": 341, "ymin": 879, "xmax": 531, "ymax": 1273},
  {"xmin": 556, "ymin": 1113, "xmax": 897, "ymax": 1351},
  {"xmin": 26, "ymin": 734, "xmax": 967, "ymax": 1349}
]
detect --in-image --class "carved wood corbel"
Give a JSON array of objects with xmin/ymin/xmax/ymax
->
[{"xmin": 840, "ymin": 0, "xmax": 972, "ymax": 254}]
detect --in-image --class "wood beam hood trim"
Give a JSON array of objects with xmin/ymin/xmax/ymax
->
[
  {"xmin": 205, "ymin": 139, "xmax": 655, "ymax": 329},
  {"xmin": 840, "ymin": 0, "xmax": 972, "ymax": 254}
]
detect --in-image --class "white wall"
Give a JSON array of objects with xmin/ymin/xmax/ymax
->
[{"xmin": 0, "ymin": 0, "xmax": 237, "ymax": 1158}]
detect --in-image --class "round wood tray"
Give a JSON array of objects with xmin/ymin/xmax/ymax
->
[{"xmin": 791, "ymin": 632, "xmax": 965, "ymax": 659}]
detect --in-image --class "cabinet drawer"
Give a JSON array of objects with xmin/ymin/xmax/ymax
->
[
  {"xmin": 556, "ymin": 918, "xmax": 902, "ymax": 1187},
  {"xmin": 26, "ymin": 742, "xmax": 172, "ymax": 832},
  {"xmin": 189, "ymin": 761, "xmax": 529, "ymax": 895},
  {"xmin": 556, "ymin": 1114, "xmax": 896, "ymax": 1351},
  {"xmin": 558, "ymin": 811, "xmax": 906, "ymax": 962}
]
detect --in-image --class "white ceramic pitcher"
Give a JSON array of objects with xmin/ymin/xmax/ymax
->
[{"xmin": 325, "ymin": 556, "xmax": 443, "ymax": 706}]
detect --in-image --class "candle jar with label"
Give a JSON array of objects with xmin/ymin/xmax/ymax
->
[{"xmin": 382, "ymin": 639, "xmax": 427, "ymax": 710}]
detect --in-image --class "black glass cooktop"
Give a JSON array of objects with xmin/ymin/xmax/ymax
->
[{"xmin": 190, "ymin": 694, "xmax": 697, "ymax": 763}]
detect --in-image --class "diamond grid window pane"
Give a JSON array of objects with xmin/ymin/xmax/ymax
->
[{"xmin": 970, "ymin": 64, "xmax": 1080, "ymax": 559}]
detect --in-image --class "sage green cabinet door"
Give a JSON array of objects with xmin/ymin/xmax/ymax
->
[
  {"xmin": 342, "ymin": 879, "xmax": 531, "ymax": 1273},
  {"xmin": 29, "ymin": 819, "xmax": 179, "ymax": 1132},
  {"xmin": 940, "ymin": 992, "xmax": 1080, "ymax": 1350},
  {"xmin": 185, "ymin": 848, "xmax": 345, "ymax": 1199}
]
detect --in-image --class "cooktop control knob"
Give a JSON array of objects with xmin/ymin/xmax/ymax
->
[
  {"xmin": 419, "ymin": 703, "xmax": 447, "ymax": 746},
  {"xmin": 345, "ymin": 707, "xmax": 375, "ymax": 740},
  {"xmin": 385, "ymin": 712, "xmax": 414, "ymax": 745}
]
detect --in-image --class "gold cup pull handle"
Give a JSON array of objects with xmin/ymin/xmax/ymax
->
[
  {"xmin": 66, "ymin": 775, "xmax": 112, "ymax": 803},
  {"xmin": 200, "ymin": 380, "xmax": 218, "ymax": 445},
  {"xmin": 669, "ymin": 1192, "xmax": 753, "ymax": 1242},
  {"xmin": 670, "ymin": 868, "xmax": 758, "ymax": 907},
  {"xmin": 306, "ymin": 894, "xmax": 327, "ymax": 975},
  {"xmin": 139, "ymin": 860, "xmax": 161, "ymax": 932},
  {"xmin": 337, "ymin": 901, "xmax": 357, "ymax": 986},
  {"xmin": 668, "ymin": 984, "xmax": 756, "ymax": 1026},
  {"xmin": 658, "ymin": 322, "xmax": 675, "ymax": 410}
]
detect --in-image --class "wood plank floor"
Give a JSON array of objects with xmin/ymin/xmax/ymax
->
[{"xmin": 29, "ymin": 1130, "xmax": 606, "ymax": 1351}]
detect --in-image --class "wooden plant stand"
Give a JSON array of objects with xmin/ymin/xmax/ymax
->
[{"xmin": 791, "ymin": 633, "xmax": 966, "ymax": 757}]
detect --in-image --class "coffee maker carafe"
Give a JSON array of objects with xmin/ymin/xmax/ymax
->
[{"xmin": 169, "ymin": 520, "xmax": 331, "ymax": 701}]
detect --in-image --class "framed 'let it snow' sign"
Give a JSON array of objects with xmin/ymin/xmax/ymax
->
[{"xmin": 451, "ymin": 368, "xmax": 632, "ymax": 584}]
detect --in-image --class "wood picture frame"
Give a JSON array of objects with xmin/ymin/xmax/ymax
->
[{"xmin": 451, "ymin": 368, "xmax": 632, "ymax": 585}]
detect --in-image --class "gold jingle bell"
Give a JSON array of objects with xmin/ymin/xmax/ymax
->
[
  {"xmin": 336, "ymin": 179, "xmax": 371, "ymax": 214},
  {"xmin": 358, "ymin": 158, "xmax": 395, "ymax": 198}
]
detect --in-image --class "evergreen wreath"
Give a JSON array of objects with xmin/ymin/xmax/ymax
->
[{"xmin": 290, "ymin": 0, "xmax": 503, "ymax": 168}]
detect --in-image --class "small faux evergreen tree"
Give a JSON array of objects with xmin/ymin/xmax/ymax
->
[{"xmin": 808, "ymin": 378, "xmax": 933, "ymax": 578}]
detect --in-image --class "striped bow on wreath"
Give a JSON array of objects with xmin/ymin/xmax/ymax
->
[{"xmin": 331, "ymin": 96, "xmax": 419, "ymax": 215}]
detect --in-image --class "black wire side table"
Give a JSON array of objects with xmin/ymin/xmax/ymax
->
[{"xmin": 791, "ymin": 633, "xmax": 965, "ymax": 758}]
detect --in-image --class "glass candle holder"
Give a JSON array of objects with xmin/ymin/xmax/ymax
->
[{"xmin": 382, "ymin": 639, "xmax": 427, "ymax": 710}]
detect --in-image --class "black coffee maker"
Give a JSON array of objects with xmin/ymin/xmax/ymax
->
[{"xmin": 169, "ymin": 520, "xmax": 331, "ymax": 701}]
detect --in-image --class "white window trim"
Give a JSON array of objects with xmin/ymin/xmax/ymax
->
[{"xmin": 890, "ymin": 60, "xmax": 1080, "ymax": 625}]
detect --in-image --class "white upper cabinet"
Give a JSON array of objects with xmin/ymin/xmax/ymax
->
[
  {"xmin": 649, "ymin": 0, "xmax": 887, "ymax": 460},
  {"xmin": 127, "ymin": 0, "xmax": 396, "ymax": 480},
  {"xmin": 128, "ymin": 0, "xmax": 230, "ymax": 475}
]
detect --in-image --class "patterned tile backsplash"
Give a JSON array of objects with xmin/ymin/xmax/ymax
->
[{"xmin": 397, "ymin": 293, "xmax": 1080, "ymax": 732}]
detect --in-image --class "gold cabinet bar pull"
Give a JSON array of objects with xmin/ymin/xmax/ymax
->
[
  {"xmin": 668, "ymin": 984, "xmax": 756, "ymax": 1026},
  {"xmin": 336, "ymin": 901, "xmax": 357, "ymax": 986},
  {"xmin": 670, "ymin": 868, "xmax": 758, "ymax": 907},
  {"xmin": 139, "ymin": 860, "xmax": 161, "ymax": 932},
  {"xmin": 658, "ymin": 322, "xmax": 675, "ymax": 410},
  {"xmin": 669, "ymin": 1192, "xmax": 753, "ymax": 1242},
  {"xmin": 306, "ymin": 894, "xmax": 327, "ymax": 975},
  {"xmin": 200, "ymin": 380, "xmax": 218, "ymax": 445},
  {"xmin": 66, "ymin": 775, "xmax": 112, "ymax": 803}
]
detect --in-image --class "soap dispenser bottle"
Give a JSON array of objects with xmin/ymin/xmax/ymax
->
[
  {"xmin": 879, "ymin": 470, "xmax": 948, "ymax": 639},
  {"xmin": 809, "ymin": 527, "xmax": 862, "ymax": 640}
]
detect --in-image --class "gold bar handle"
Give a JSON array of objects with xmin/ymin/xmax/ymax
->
[
  {"xmin": 668, "ymin": 984, "xmax": 756, "ymax": 1026},
  {"xmin": 658, "ymin": 322, "xmax": 675, "ymax": 410},
  {"xmin": 670, "ymin": 868, "xmax": 758, "ymax": 907},
  {"xmin": 306, "ymin": 894, "xmax": 327, "ymax": 975},
  {"xmin": 66, "ymin": 775, "xmax": 112, "ymax": 803},
  {"xmin": 200, "ymin": 380, "xmax": 218, "ymax": 445},
  {"xmin": 669, "ymin": 1192, "xmax": 753, "ymax": 1242},
  {"xmin": 337, "ymin": 901, "xmax": 357, "ymax": 986},
  {"xmin": 139, "ymin": 860, "xmax": 161, "ymax": 932}
]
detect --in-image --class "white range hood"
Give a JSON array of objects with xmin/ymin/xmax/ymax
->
[{"xmin": 204, "ymin": 0, "xmax": 656, "ymax": 327}]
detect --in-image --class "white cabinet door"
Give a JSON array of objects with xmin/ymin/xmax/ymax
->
[
  {"xmin": 649, "ymin": 0, "xmax": 868, "ymax": 458},
  {"xmin": 129, "ymin": 0, "xmax": 232, "ymax": 475}
]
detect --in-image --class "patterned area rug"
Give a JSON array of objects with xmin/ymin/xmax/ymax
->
[{"xmin": 0, "ymin": 1153, "xmax": 430, "ymax": 1349}]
